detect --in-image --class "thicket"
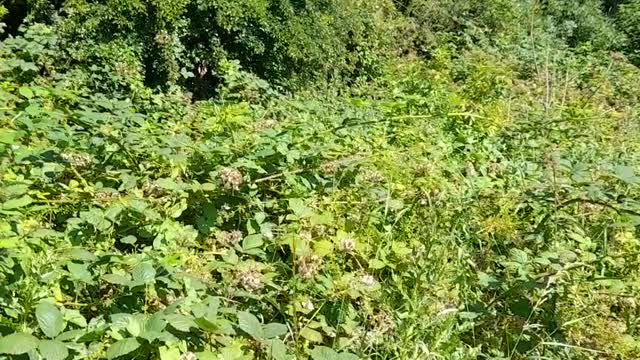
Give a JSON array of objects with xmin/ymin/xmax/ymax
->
[{"xmin": 2, "ymin": 0, "xmax": 640, "ymax": 359}]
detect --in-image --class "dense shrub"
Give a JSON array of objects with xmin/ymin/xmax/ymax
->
[{"xmin": 2, "ymin": 0, "xmax": 399, "ymax": 97}]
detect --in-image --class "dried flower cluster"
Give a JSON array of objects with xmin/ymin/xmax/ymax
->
[
  {"xmin": 339, "ymin": 237, "xmax": 356, "ymax": 252},
  {"xmin": 180, "ymin": 352, "xmax": 196, "ymax": 360},
  {"xmin": 361, "ymin": 169, "xmax": 384, "ymax": 183},
  {"xmin": 94, "ymin": 191, "xmax": 118, "ymax": 204},
  {"xmin": 219, "ymin": 167, "xmax": 243, "ymax": 191},
  {"xmin": 219, "ymin": 230, "xmax": 243, "ymax": 246},
  {"xmin": 360, "ymin": 274, "xmax": 376, "ymax": 287},
  {"xmin": 62, "ymin": 152, "xmax": 92, "ymax": 169},
  {"xmin": 235, "ymin": 268, "xmax": 263, "ymax": 290},
  {"xmin": 297, "ymin": 255, "xmax": 322, "ymax": 279},
  {"xmin": 142, "ymin": 181, "xmax": 163, "ymax": 197}
]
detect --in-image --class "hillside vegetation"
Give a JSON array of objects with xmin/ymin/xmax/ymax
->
[{"xmin": 2, "ymin": 1, "xmax": 640, "ymax": 359}]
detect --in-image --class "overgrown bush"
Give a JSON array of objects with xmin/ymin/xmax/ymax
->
[
  {"xmin": 2, "ymin": 0, "xmax": 400, "ymax": 97},
  {"xmin": 2, "ymin": 1, "xmax": 640, "ymax": 359}
]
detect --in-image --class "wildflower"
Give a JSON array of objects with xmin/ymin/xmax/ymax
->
[
  {"xmin": 321, "ymin": 160, "xmax": 341, "ymax": 174},
  {"xmin": 219, "ymin": 230, "xmax": 243, "ymax": 246},
  {"xmin": 303, "ymin": 299, "xmax": 314, "ymax": 311},
  {"xmin": 62, "ymin": 152, "xmax": 92, "ymax": 169},
  {"xmin": 255, "ymin": 119, "xmax": 278, "ymax": 131},
  {"xmin": 236, "ymin": 269, "xmax": 263, "ymax": 290},
  {"xmin": 361, "ymin": 169, "xmax": 384, "ymax": 183},
  {"xmin": 465, "ymin": 162, "xmax": 477, "ymax": 177},
  {"xmin": 142, "ymin": 181, "xmax": 163, "ymax": 197},
  {"xmin": 180, "ymin": 352, "xmax": 196, "ymax": 360},
  {"xmin": 371, "ymin": 311, "xmax": 394, "ymax": 334},
  {"xmin": 339, "ymin": 237, "xmax": 356, "ymax": 252},
  {"xmin": 94, "ymin": 190, "xmax": 118, "ymax": 204},
  {"xmin": 487, "ymin": 162, "xmax": 502, "ymax": 176},
  {"xmin": 300, "ymin": 231, "xmax": 312, "ymax": 242},
  {"xmin": 219, "ymin": 167, "xmax": 243, "ymax": 191},
  {"xmin": 297, "ymin": 255, "xmax": 322, "ymax": 279},
  {"xmin": 414, "ymin": 163, "xmax": 434, "ymax": 176},
  {"xmin": 360, "ymin": 274, "xmax": 376, "ymax": 287}
]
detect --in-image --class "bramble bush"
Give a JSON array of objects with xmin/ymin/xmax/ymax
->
[{"xmin": 2, "ymin": 1, "xmax": 640, "ymax": 359}]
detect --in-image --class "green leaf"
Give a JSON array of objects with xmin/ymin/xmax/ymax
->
[
  {"xmin": 300, "ymin": 327, "xmax": 323, "ymax": 343},
  {"xmin": 126, "ymin": 316, "xmax": 143, "ymax": 337},
  {"xmin": 36, "ymin": 302, "xmax": 66, "ymax": 338},
  {"xmin": 368, "ymin": 259, "xmax": 386, "ymax": 269},
  {"xmin": 38, "ymin": 340, "xmax": 68, "ymax": 360},
  {"xmin": 289, "ymin": 198, "xmax": 313, "ymax": 218},
  {"xmin": 477, "ymin": 271, "xmax": 499, "ymax": 288},
  {"xmin": 18, "ymin": 86, "xmax": 34, "ymax": 99},
  {"xmin": 0, "ymin": 333, "xmax": 39, "ymax": 354},
  {"xmin": 0, "ymin": 129, "xmax": 18, "ymax": 144},
  {"xmin": 120, "ymin": 235, "xmax": 137, "ymax": 244},
  {"xmin": 614, "ymin": 165, "xmax": 638, "ymax": 184},
  {"xmin": 106, "ymin": 338, "xmax": 140, "ymax": 359},
  {"xmin": 263, "ymin": 323, "xmax": 288, "ymax": 338},
  {"xmin": 102, "ymin": 273, "xmax": 131, "ymax": 285},
  {"xmin": 266, "ymin": 339, "xmax": 287, "ymax": 360},
  {"xmin": 510, "ymin": 248, "xmax": 528, "ymax": 264},
  {"xmin": 159, "ymin": 345, "xmax": 181, "ymax": 360},
  {"xmin": 308, "ymin": 346, "xmax": 338, "ymax": 360},
  {"xmin": 132, "ymin": 263, "xmax": 156, "ymax": 284},
  {"xmin": 3, "ymin": 195, "xmax": 33, "ymax": 209},
  {"xmin": 242, "ymin": 234, "xmax": 263, "ymax": 250},
  {"xmin": 337, "ymin": 353, "xmax": 359, "ymax": 360},
  {"xmin": 237, "ymin": 311, "xmax": 263, "ymax": 338},
  {"xmin": 64, "ymin": 309, "xmax": 87, "ymax": 327},
  {"xmin": 67, "ymin": 263, "xmax": 93, "ymax": 283},
  {"xmin": 166, "ymin": 314, "xmax": 197, "ymax": 332},
  {"xmin": 65, "ymin": 248, "xmax": 98, "ymax": 262},
  {"xmin": 313, "ymin": 240, "xmax": 334, "ymax": 257},
  {"xmin": 195, "ymin": 350, "xmax": 217, "ymax": 360},
  {"xmin": 310, "ymin": 212, "xmax": 334, "ymax": 226}
]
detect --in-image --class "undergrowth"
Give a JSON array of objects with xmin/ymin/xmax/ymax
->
[{"xmin": 2, "ymin": 3, "xmax": 640, "ymax": 360}]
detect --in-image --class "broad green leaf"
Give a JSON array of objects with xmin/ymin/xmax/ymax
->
[
  {"xmin": 368, "ymin": 259, "xmax": 386, "ymax": 269},
  {"xmin": 266, "ymin": 339, "xmax": 287, "ymax": 360},
  {"xmin": 288, "ymin": 198, "xmax": 313, "ymax": 218},
  {"xmin": 0, "ymin": 333, "xmax": 39, "ymax": 354},
  {"xmin": 102, "ymin": 274, "xmax": 131, "ymax": 285},
  {"xmin": 106, "ymin": 338, "xmax": 140, "ymax": 359},
  {"xmin": 194, "ymin": 317, "xmax": 218, "ymax": 332},
  {"xmin": 196, "ymin": 350, "xmax": 217, "ymax": 360},
  {"xmin": 308, "ymin": 346, "xmax": 338, "ymax": 360},
  {"xmin": 132, "ymin": 263, "xmax": 156, "ymax": 284},
  {"xmin": 166, "ymin": 314, "xmax": 197, "ymax": 332},
  {"xmin": 18, "ymin": 86, "xmax": 34, "ymax": 99},
  {"xmin": 36, "ymin": 302, "xmax": 66, "ymax": 338},
  {"xmin": 120, "ymin": 235, "xmax": 137, "ymax": 244},
  {"xmin": 310, "ymin": 212, "xmax": 334, "ymax": 226},
  {"xmin": 3, "ymin": 195, "xmax": 33, "ymax": 209},
  {"xmin": 337, "ymin": 353, "xmax": 359, "ymax": 360},
  {"xmin": 313, "ymin": 240, "xmax": 334, "ymax": 257},
  {"xmin": 263, "ymin": 323, "xmax": 288, "ymax": 338},
  {"xmin": 242, "ymin": 234, "xmax": 263, "ymax": 250},
  {"xmin": 510, "ymin": 248, "xmax": 528, "ymax": 264},
  {"xmin": 0, "ymin": 129, "xmax": 18, "ymax": 144},
  {"xmin": 237, "ymin": 311, "xmax": 263, "ymax": 338},
  {"xmin": 159, "ymin": 346, "xmax": 181, "ymax": 360},
  {"xmin": 65, "ymin": 248, "xmax": 98, "ymax": 262},
  {"xmin": 67, "ymin": 263, "xmax": 93, "ymax": 283},
  {"xmin": 126, "ymin": 316, "xmax": 143, "ymax": 337},
  {"xmin": 3, "ymin": 184, "xmax": 29, "ymax": 197},
  {"xmin": 300, "ymin": 327, "xmax": 323, "ymax": 342},
  {"xmin": 64, "ymin": 309, "xmax": 87, "ymax": 327},
  {"xmin": 38, "ymin": 340, "xmax": 68, "ymax": 360},
  {"xmin": 614, "ymin": 165, "xmax": 638, "ymax": 184}
]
